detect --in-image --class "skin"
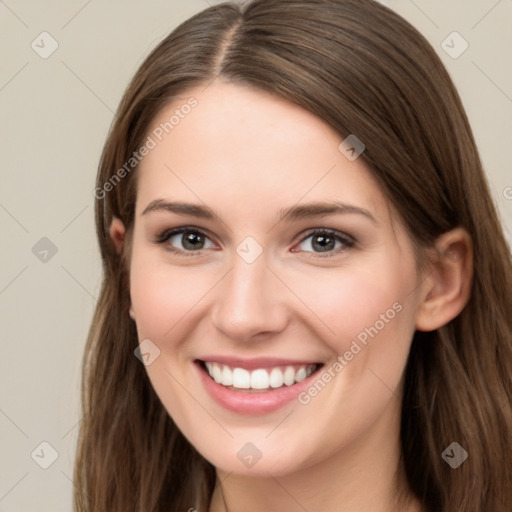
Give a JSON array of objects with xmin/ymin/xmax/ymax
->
[{"xmin": 110, "ymin": 81, "xmax": 472, "ymax": 512}]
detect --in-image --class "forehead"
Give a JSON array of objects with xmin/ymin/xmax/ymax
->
[{"xmin": 135, "ymin": 81, "xmax": 386, "ymax": 221}]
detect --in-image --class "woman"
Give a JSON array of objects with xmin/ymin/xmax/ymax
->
[{"xmin": 74, "ymin": 0, "xmax": 512, "ymax": 511}]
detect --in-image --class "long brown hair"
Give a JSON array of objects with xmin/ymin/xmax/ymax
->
[{"xmin": 74, "ymin": 1, "xmax": 512, "ymax": 510}]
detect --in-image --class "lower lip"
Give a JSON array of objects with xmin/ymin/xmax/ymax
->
[{"xmin": 195, "ymin": 361, "xmax": 322, "ymax": 415}]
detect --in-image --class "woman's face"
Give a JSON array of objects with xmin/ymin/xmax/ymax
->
[{"xmin": 127, "ymin": 81, "xmax": 425, "ymax": 477}]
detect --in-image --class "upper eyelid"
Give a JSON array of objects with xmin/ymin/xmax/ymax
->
[{"xmin": 297, "ymin": 227, "xmax": 354, "ymax": 242}]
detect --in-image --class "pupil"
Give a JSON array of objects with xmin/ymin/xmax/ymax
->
[
  {"xmin": 183, "ymin": 232, "xmax": 204, "ymax": 250},
  {"xmin": 313, "ymin": 234, "xmax": 334, "ymax": 252}
]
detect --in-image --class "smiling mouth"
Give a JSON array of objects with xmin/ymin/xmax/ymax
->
[{"xmin": 197, "ymin": 360, "xmax": 323, "ymax": 393}]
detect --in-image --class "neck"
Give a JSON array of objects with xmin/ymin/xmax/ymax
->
[
  {"xmin": 210, "ymin": 462, "xmax": 421, "ymax": 512},
  {"xmin": 209, "ymin": 398, "xmax": 423, "ymax": 512}
]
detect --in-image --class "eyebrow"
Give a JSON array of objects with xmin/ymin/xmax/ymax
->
[{"xmin": 141, "ymin": 199, "xmax": 377, "ymax": 224}]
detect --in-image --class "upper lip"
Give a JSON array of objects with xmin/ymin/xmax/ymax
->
[{"xmin": 196, "ymin": 356, "xmax": 322, "ymax": 370}]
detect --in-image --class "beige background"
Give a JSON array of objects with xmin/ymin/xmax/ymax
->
[{"xmin": 0, "ymin": 1, "xmax": 511, "ymax": 510}]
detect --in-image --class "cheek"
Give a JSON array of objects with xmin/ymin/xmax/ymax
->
[
  {"xmin": 128, "ymin": 249, "xmax": 209, "ymax": 426},
  {"xmin": 129, "ymin": 251, "xmax": 207, "ymax": 339},
  {"xmin": 290, "ymin": 262, "xmax": 413, "ymax": 351},
  {"xmin": 287, "ymin": 259, "xmax": 418, "ymax": 414}
]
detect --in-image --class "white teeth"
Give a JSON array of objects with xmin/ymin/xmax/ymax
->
[
  {"xmin": 232, "ymin": 368, "xmax": 251, "ymax": 389},
  {"xmin": 204, "ymin": 362, "xmax": 317, "ymax": 390},
  {"xmin": 212, "ymin": 363, "xmax": 222, "ymax": 384},
  {"xmin": 295, "ymin": 367, "xmax": 307, "ymax": 383},
  {"xmin": 221, "ymin": 365, "xmax": 233, "ymax": 386},
  {"xmin": 269, "ymin": 367, "xmax": 284, "ymax": 388},
  {"xmin": 283, "ymin": 366, "xmax": 296, "ymax": 386},
  {"xmin": 250, "ymin": 369, "xmax": 269, "ymax": 389}
]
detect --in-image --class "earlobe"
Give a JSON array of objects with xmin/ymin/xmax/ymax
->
[
  {"xmin": 109, "ymin": 216, "xmax": 126, "ymax": 254},
  {"xmin": 415, "ymin": 228, "xmax": 473, "ymax": 332}
]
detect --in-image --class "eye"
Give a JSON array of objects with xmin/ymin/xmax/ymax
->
[
  {"xmin": 154, "ymin": 226, "xmax": 355, "ymax": 258},
  {"xmin": 293, "ymin": 229, "xmax": 355, "ymax": 257},
  {"xmin": 155, "ymin": 227, "xmax": 216, "ymax": 255}
]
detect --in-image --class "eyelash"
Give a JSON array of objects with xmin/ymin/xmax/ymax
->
[{"xmin": 154, "ymin": 226, "xmax": 356, "ymax": 258}]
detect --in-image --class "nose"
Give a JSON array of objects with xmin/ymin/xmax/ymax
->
[{"xmin": 210, "ymin": 252, "xmax": 289, "ymax": 342}]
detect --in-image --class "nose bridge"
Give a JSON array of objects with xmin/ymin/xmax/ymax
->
[{"xmin": 211, "ymin": 248, "xmax": 286, "ymax": 339}]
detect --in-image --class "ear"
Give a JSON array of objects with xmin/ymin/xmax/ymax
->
[
  {"xmin": 108, "ymin": 217, "xmax": 136, "ymax": 320},
  {"xmin": 415, "ymin": 227, "xmax": 473, "ymax": 332},
  {"xmin": 109, "ymin": 216, "xmax": 126, "ymax": 254}
]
